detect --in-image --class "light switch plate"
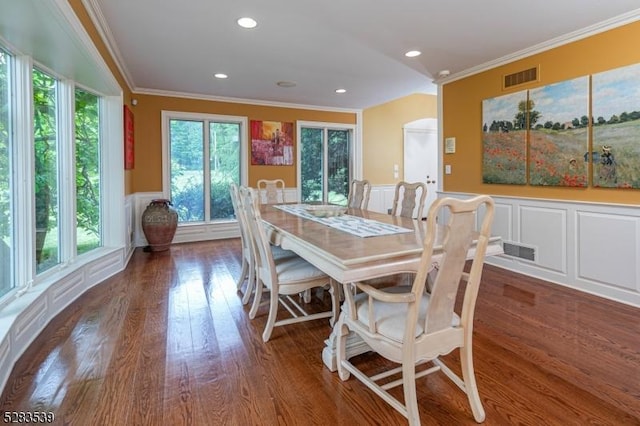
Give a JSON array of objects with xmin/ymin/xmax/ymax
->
[{"xmin": 445, "ymin": 164, "xmax": 452, "ymax": 174}]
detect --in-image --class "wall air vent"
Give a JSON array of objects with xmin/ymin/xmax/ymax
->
[
  {"xmin": 503, "ymin": 242, "xmax": 536, "ymax": 262},
  {"xmin": 503, "ymin": 67, "xmax": 538, "ymax": 89}
]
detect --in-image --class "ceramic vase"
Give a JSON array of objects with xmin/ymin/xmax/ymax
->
[{"xmin": 141, "ymin": 199, "xmax": 178, "ymax": 251}]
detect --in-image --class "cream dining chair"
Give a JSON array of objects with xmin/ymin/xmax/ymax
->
[
  {"xmin": 240, "ymin": 186, "xmax": 339, "ymax": 342},
  {"xmin": 257, "ymin": 178, "xmax": 286, "ymax": 204},
  {"xmin": 336, "ymin": 195, "xmax": 495, "ymax": 425},
  {"xmin": 391, "ymin": 181, "xmax": 427, "ymax": 219},
  {"xmin": 230, "ymin": 183, "xmax": 296, "ymax": 305},
  {"xmin": 347, "ymin": 179, "xmax": 371, "ymax": 210},
  {"xmin": 230, "ymin": 183, "xmax": 255, "ymax": 304}
]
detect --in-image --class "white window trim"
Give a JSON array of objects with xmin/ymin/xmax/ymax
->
[
  {"xmin": 296, "ymin": 120, "xmax": 359, "ymax": 203},
  {"xmin": 161, "ymin": 110, "xmax": 249, "ymax": 219}
]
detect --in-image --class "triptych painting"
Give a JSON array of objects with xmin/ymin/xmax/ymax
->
[{"xmin": 482, "ymin": 62, "xmax": 640, "ymax": 189}]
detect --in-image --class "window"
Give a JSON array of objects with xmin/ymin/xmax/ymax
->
[
  {"xmin": 75, "ymin": 88, "xmax": 101, "ymax": 254},
  {"xmin": 164, "ymin": 112, "xmax": 246, "ymax": 224},
  {"xmin": 298, "ymin": 122, "xmax": 355, "ymax": 205},
  {"xmin": 33, "ymin": 68, "xmax": 60, "ymax": 273},
  {"xmin": 0, "ymin": 49, "xmax": 12, "ymax": 298}
]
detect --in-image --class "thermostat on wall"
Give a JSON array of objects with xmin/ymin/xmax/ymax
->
[{"xmin": 445, "ymin": 137, "xmax": 456, "ymax": 154}]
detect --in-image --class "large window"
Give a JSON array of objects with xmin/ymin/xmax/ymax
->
[
  {"xmin": 166, "ymin": 113, "xmax": 245, "ymax": 223},
  {"xmin": 75, "ymin": 88, "xmax": 101, "ymax": 254},
  {"xmin": 0, "ymin": 49, "xmax": 110, "ymax": 300},
  {"xmin": 0, "ymin": 49, "xmax": 12, "ymax": 298},
  {"xmin": 33, "ymin": 68, "xmax": 60, "ymax": 273},
  {"xmin": 299, "ymin": 123, "xmax": 354, "ymax": 205}
]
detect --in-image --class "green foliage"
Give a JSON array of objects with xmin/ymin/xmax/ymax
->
[
  {"xmin": 0, "ymin": 50, "xmax": 10, "ymax": 242},
  {"xmin": 169, "ymin": 119, "xmax": 240, "ymax": 221},
  {"xmin": 75, "ymin": 88, "xmax": 101, "ymax": 241},
  {"xmin": 33, "ymin": 69, "xmax": 59, "ymax": 266},
  {"xmin": 300, "ymin": 127, "xmax": 351, "ymax": 204}
]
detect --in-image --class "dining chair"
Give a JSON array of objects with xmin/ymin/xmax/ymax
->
[
  {"xmin": 257, "ymin": 178, "xmax": 286, "ymax": 204},
  {"xmin": 231, "ymin": 183, "xmax": 297, "ymax": 306},
  {"xmin": 336, "ymin": 195, "xmax": 495, "ymax": 425},
  {"xmin": 391, "ymin": 181, "xmax": 427, "ymax": 219},
  {"xmin": 240, "ymin": 186, "xmax": 340, "ymax": 342},
  {"xmin": 230, "ymin": 183, "xmax": 255, "ymax": 304},
  {"xmin": 347, "ymin": 179, "xmax": 371, "ymax": 210}
]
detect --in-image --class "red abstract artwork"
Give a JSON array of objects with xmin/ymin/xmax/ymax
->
[
  {"xmin": 124, "ymin": 105, "xmax": 134, "ymax": 170},
  {"xmin": 250, "ymin": 120, "xmax": 293, "ymax": 165}
]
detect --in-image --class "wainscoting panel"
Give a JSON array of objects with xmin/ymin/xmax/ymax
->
[
  {"xmin": 0, "ymin": 338, "xmax": 8, "ymax": 395},
  {"xmin": 440, "ymin": 191, "xmax": 640, "ymax": 308},
  {"xmin": 519, "ymin": 205, "xmax": 567, "ymax": 274},
  {"xmin": 50, "ymin": 270, "xmax": 84, "ymax": 313},
  {"xmin": 577, "ymin": 212, "xmax": 638, "ymax": 292},
  {"xmin": 12, "ymin": 297, "xmax": 48, "ymax": 351},
  {"xmin": 493, "ymin": 203, "xmax": 513, "ymax": 244},
  {"xmin": 369, "ymin": 185, "xmax": 399, "ymax": 214}
]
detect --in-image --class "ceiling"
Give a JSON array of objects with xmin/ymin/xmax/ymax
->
[{"xmin": 90, "ymin": 0, "xmax": 640, "ymax": 110}]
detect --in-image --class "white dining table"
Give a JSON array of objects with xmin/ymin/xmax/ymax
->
[{"xmin": 260, "ymin": 204, "xmax": 504, "ymax": 371}]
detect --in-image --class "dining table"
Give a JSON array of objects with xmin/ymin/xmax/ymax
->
[{"xmin": 260, "ymin": 203, "xmax": 504, "ymax": 371}]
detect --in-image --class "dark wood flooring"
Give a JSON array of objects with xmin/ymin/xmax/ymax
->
[{"xmin": 1, "ymin": 239, "xmax": 639, "ymax": 425}]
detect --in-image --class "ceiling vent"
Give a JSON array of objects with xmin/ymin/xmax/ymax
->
[{"xmin": 503, "ymin": 66, "xmax": 538, "ymax": 89}]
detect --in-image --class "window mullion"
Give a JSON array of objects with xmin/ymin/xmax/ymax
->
[
  {"xmin": 203, "ymin": 120, "xmax": 211, "ymax": 222},
  {"xmin": 323, "ymin": 128, "xmax": 329, "ymax": 203},
  {"xmin": 57, "ymin": 79, "xmax": 76, "ymax": 264},
  {"xmin": 13, "ymin": 55, "xmax": 35, "ymax": 291}
]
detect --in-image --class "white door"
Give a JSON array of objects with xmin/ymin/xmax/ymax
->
[{"xmin": 404, "ymin": 127, "xmax": 438, "ymax": 213}]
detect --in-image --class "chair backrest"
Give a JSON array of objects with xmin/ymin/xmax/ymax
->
[
  {"xmin": 390, "ymin": 181, "xmax": 427, "ymax": 219},
  {"xmin": 230, "ymin": 183, "xmax": 252, "ymax": 261},
  {"xmin": 239, "ymin": 186, "xmax": 276, "ymax": 285},
  {"xmin": 257, "ymin": 179, "xmax": 286, "ymax": 204},
  {"xmin": 347, "ymin": 179, "xmax": 371, "ymax": 210},
  {"xmin": 412, "ymin": 195, "xmax": 495, "ymax": 336}
]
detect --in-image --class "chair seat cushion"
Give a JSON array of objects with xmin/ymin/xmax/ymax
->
[
  {"xmin": 275, "ymin": 255, "xmax": 327, "ymax": 283},
  {"xmin": 354, "ymin": 286, "xmax": 460, "ymax": 343},
  {"xmin": 271, "ymin": 245, "xmax": 296, "ymax": 260}
]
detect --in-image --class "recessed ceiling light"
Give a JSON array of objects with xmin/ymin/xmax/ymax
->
[
  {"xmin": 276, "ymin": 81, "xmax": 297, "ymax": 88},
  {"xmin": 335, "ymin": 88, "xmax": 346, "ymax": 94},
  {"xmin": 214, "ymin": 73, "xmax": 228, "ymax": 79},
  {"xmin": 405, "ymin": 50, "xmax": 421, "ymax": 58},
  {"xmin": 237, "ymin": 17, "xmax": 257, "ymax": 29}
]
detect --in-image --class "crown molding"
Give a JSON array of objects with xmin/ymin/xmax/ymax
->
[
  {"xmin": 82, "ymin": 0, "xmax": 135, "ymax": 92},
  {"xmin": 134, "ymin": 87, "xmax": 362, "ymax": 114},
  {"xmin": 438, "ymin": 8, "xmax": 640, "ymax": 85}
]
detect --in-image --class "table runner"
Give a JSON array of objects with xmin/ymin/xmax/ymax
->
[{"xmin": 274, "ymin": 204, "xmax": 413, "ymax": 238}]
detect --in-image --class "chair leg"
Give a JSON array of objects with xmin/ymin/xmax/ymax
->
[
  {"xmin": 241, "ymin": 261, "xmax": 256, "ymax": 305},
  {"xmin": 262, "ymin": 284, "xmax": 280, "ymax": 342},
  {"xmin": 402, "ymin": 361, "xmax": 420, "ymax": 426},
  {"xmin": 249, "ymin": 275, "xmax": 263, "ymax": 319},
  {"xmin": 460, "ymin": 344, "xmax": 486, "ymax": 422},
  {"xmin": 236, "ymin": 258, "xmax": 248, "ymax": 290}
]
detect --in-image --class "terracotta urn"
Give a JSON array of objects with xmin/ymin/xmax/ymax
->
[{"xmin": 141, "ymin": 199, "xmax": 178, "ymax": 251}]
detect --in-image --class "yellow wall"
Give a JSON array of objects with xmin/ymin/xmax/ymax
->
[
  {"xmin": 363, "ymin": 94, "xmax": 437, "ymax": 184},
  {"xmin": 442, "ymin": 20, "xmax": 640, "ymax": 204},
  {"xmin": 130, "ymin": 94, "xmax": 356, "ymax": 192}
]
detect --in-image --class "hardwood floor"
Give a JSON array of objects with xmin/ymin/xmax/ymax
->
[{"xmin": 1, "ymin": 239, "xmax": 639, "ymax": 425}]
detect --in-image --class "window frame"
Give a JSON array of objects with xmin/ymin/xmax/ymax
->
[
  {"xmin": 161, "ymin": 110, "xmax": 248, "ymax": 226},
  {"xmin": 296, "ymin": 120, "xmax": 358, "ymax": 204},
  {"xmin": 0, "ymin": 51, "xmax": 122, "ymax": 303}
]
